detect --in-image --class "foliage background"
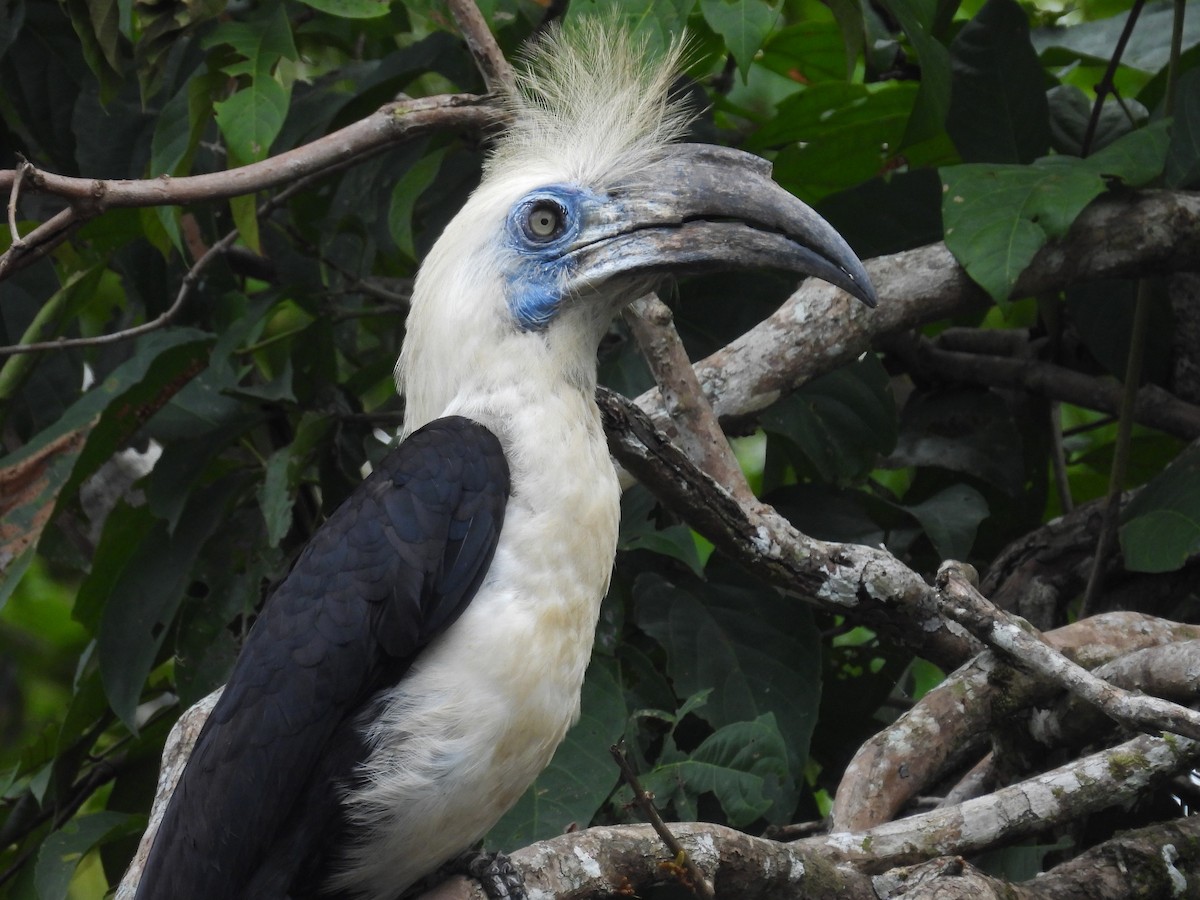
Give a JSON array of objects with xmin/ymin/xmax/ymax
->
[{"xmin": 0, "ymin": 0, "xmax": 1197, "ymax": 895}]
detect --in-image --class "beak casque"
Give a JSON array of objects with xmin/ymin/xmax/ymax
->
[{"xmin": 565, "ymin": 143, "xmax": 878, "ymax": 309}]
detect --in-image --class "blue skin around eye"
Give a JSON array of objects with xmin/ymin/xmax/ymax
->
[{"xmin": 504, "ymin": 185, "xmax": 602, "ymax": 331}]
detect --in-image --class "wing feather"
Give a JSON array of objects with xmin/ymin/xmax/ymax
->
[{"xmin": 134, "ymin": 416, "xmax": 509, "ymax": 900}]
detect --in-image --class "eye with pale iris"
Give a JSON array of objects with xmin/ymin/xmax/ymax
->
[{"xmin": 525, "ymin": 201, "xmax": 565, "ymax": 241}]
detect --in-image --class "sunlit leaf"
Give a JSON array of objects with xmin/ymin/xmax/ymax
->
[{"xmin": 700, "ymin": 0, "xmax": 782, "ymax": 82}]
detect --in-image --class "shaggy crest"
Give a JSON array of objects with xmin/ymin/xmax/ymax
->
[{"xmin": 486, "ymin": 19, "xmax": 693, "ymax": 186}]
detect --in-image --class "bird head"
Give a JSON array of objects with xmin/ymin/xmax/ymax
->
[{"xmin": 397, "ymin": 21, "xmax": 876, "ymax": 433}]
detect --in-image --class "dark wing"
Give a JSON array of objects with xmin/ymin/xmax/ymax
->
[{"xmin": 133, "ymin": 416, "xmax": 509, "ymax": 900}]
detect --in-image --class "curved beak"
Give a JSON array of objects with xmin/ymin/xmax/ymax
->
[{"xmin": 566, "ymin": 143, "xmax": 877, "ymax": 308}]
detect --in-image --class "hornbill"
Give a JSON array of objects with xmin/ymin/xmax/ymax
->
[{"xmin": 131, "ymin": 20, "xmax": 877, "ymax": 900}]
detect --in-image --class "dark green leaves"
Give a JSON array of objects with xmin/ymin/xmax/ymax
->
[
  {"xmin": 762, "ymin": 353, "xmax": 896, "ymax": 485},
  {"xmin": 946, "ymin": 0, "xmax": 1049, "ymax": 164},
  {"xmin": 941, "ymin": 122, "xmax": 1170, "ymax": 303},
  {"xmin": 634, "ymin": 573, "xmax": 820, "ymax": 823},
  {"xmin": 700, "ymin": 0, "xmax": 782, "ymax": 81},
  {"xmin": 1122, "ymin": 444, "xmax": 1200, "ymax": 573},
  {"xmin": 1166, "ymin": 68, "xmax": 1200, "ymax": 188}
]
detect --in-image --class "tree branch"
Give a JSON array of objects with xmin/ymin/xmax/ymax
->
[
  {"xmin": 888, "ymin": 331, "xmax": 1200, "ymax": 440},
  {"xmin": 632, "ymin": 191, "xmax": 1200, "ymax": 434},
  {"xmin": 0, "ymin": 94, "xmax": 503, "ymax": 281},
  {"xmin": 937, "ymin": 561, "xmax": 1200, "ymax": 742},
  {"xmin": 830, "ymin": 611, "xmax": 1200, "ymax": 831},
  {"xmin": 447, "ymin": 0, "xmax": 515, "ymax": 93},
  {"xmin": 599, "ymin": 388, "xmax": 982, "ymax": 671},
  {"xmin": 623, "ymin": 294, "xmax": 758, "ymax": 508},
  {"xmin": 808, "ymin": 730, "xmax": 1200, "ymax": 872},
  {"xmin": 419, "ymin": 823, "xmax": 877, "ymax": 900}
]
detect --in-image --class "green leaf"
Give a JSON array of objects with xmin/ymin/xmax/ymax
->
[
  {"xmin": 387, "ymin": 145, "xmax": 447, "ymax": 259},
  {"xmin": 701, "ymin": 0, "xmax": 781, "ymax": 82},
  {"xmin": 98, "ymin": 476, "xmax": 242, "ymax": 732},
  {"xmin": 890, "ymin": 389, "xmax": 1025, "ymax": 493},
  {"xmin": 1121, "ymin": 511, "xmax": 1200, "ymax": 575},
  {"xmin": 1121, "ymin": 444, "xmax": 1200, "ymax": 573},
  {"xmin": 258, "ymin": 446, "xmax": 295, "ymax": 548},
  {"xmin": 635, "ymin": 573, "xmax": 819, "ymax": 809},
  {"xmin": 298, "ymin": 0, "xmax": 392, "ymax": 16},
  {"xmin": 757, "ymin": 21, "xmax": 848, "ymax": 85},
  {"xmin": 214, "ymin": 76, "xmax": 290, "ymax": 165},
  {"xmin": 900, "ymin": 483, "xmax": 989, "ymax": 561},
  {"xmin": 1082, "ymin": 118, "xmax": 1171, "ymax": 184},
  {"xmin": 1032, "ymin": 2, "xmax": 1200, "ymax": 74},
  {"xmin": 641, "ymin": 714, "xmax": 789, "ymax": 827},
  {"xmin": 60, "ymin": 0, "xmax": 123, "ymax": 104},
  {"xmin": 761, "ymin": 353, "xmax": 895, "ymax": 484},
  {"xmin": 203, "ymin": 6, "xmax": 298, "ymax": 76},
  {"xmin": 151, "ymin": 72, "xmax": 220, "ymax": 178},
  {"xmin": 0, "ymin": 331, "xmax": 211, "ymax": 592},
  {"xmin": 941, "ymin": 123, "xmax": 1170, "ymax": 303},
  {"xmin": 572, "ymin": 0, "xmax": 696, "ymax": 55},
  {"xmin": 488, "ymin": 657, "xmax": 626, "ymax": 848},
  {"xmin": 35, "ymin": 811, "xmax": 141, "ymax": 900},
  {"xmin": 881, "ymin": 0, "xmax": 952, "ymax": 148},
  {"xmin": 1047, "ymin": 84, "xmax": 1146, "ymax": 156},
  {"xmin": 0, "ymin": 265, "xmax": 105, "ymax": 407},
  {"xmin": 947, "ymin": 0, "xmax": 1049, "ymax": 164},
  {"xmin": 621, "ymin": 525, "xmax": 705, "ymax": 577},
  {"xmin": 765, "ymin": 83, "xmax": 918, "ymax": 203},
  {"xmin": 1166, "ymin": 68, "xmax": 1200, "ymax": 189}
]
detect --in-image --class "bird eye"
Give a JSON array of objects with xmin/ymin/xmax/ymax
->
[{"xmin": 525, "ymin": 201, "xmax": 564, "ymax": 241}]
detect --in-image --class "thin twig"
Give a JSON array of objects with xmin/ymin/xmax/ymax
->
[
  {"xmin": 1080, "ymin": 0, "xmax": 1146, "ymax": 157},
  {"xmin": 610, "ymin": 742, "xmax": 715, "ymax": 900},
  {"xmin": 0, "ymin": 94, "xmax": 501, "ymax": 282},
  {"xmin": 1049, "ymin": 403, "xmax": 1074, "ymax": 513},
  {"xmin": 1081, "ymin": 278, "xmax": 1152, "ymax": 615},
  {"xmin": 0, "ymin": 172, "xmax": 308, "ymax": 356},
  {"xmin": 6, "ymin": 157, "xmax": 30, "ymax": 246},
  {"xmin": 937, "ymin": 561, "xmax": 1200, "ymax": 742},
  {"xmin": 447, "ymin": 0, "xmax": 515, "ymax": 93},
  {"xmin": 0, "ymin": 205, "xmax": 81, "ymax": 281}
]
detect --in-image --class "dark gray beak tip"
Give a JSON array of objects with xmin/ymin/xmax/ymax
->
[{"xmin": 847, "ymin": 270, "xmax": 879, "ymax": 309}]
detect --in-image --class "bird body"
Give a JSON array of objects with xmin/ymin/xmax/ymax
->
[
  {"xmin": 131, "ymin": 20, "xmax": 876, "ymax": 900},
  {"xmin": 330, "ymin": 378, "xmax": 619, "ymax": 898}
]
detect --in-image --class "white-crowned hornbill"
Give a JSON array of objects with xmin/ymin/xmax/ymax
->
[{"xmin": 132, "ymin": 20, "xmax": 876, "ymax": 900}]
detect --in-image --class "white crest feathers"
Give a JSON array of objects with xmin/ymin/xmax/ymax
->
[{"xmin": 485, "ymin": 19, "xmax": 693, "ymax": 186}]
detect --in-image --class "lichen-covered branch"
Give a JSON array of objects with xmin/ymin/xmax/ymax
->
[
  {"xmin": 937, "ymin": 562, "xmax": 1200, "ymax": 742},
  {"xmin": 632, "ymin": 191, "xmax": 1200, "ymax": 434},
  {"xmin": 830, "ymin": 612, "xmax": 1200, "ymax": 831}
]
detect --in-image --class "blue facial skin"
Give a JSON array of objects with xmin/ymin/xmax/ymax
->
[{"xmin": 504, "ymin": 185, "xmax": 603, "ymax": 331}]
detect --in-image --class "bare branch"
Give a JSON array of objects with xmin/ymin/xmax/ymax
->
[
  {"xmin": 633, "ymin": 191, "xmax": 1200, "ymax": 435},
  {"xmin": 447, "ymin": 0, "xmax": 515, "ymax": 93},
  {"xmin": 889, "ymin": 331, "xmax": 1200, "ymax": 440},
  {"xmin": 116, "ymin": 689, "xmax": 222, "ymax": 900},
  {"xmin": 624, "ymin": 295, "xmax": 757, "ymax": 508},
  {"xmin": 6, "ymin": 157, "xmax": 31, "ymax": 246},
  {"xmin": 418, "ymin": 823, "xmax": 876, "ymax": 900},
  {"xmin": 937, "ymin": 561, "xmax": 1200, "ymax": 741},
  {"xmin": 808, "ymin": 730, "xmax": 1200, "ymax": 873},
  {"xmin": 0, "ymin": 94, "xmax": 503, "ymax": 281},
  {"xmin": 830, "ymin": 611, "xmax": 1200, "ymax": 831},
  {"xmin": 598, "ymin": 388, "xmax": 982, "ymax": 670}
]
